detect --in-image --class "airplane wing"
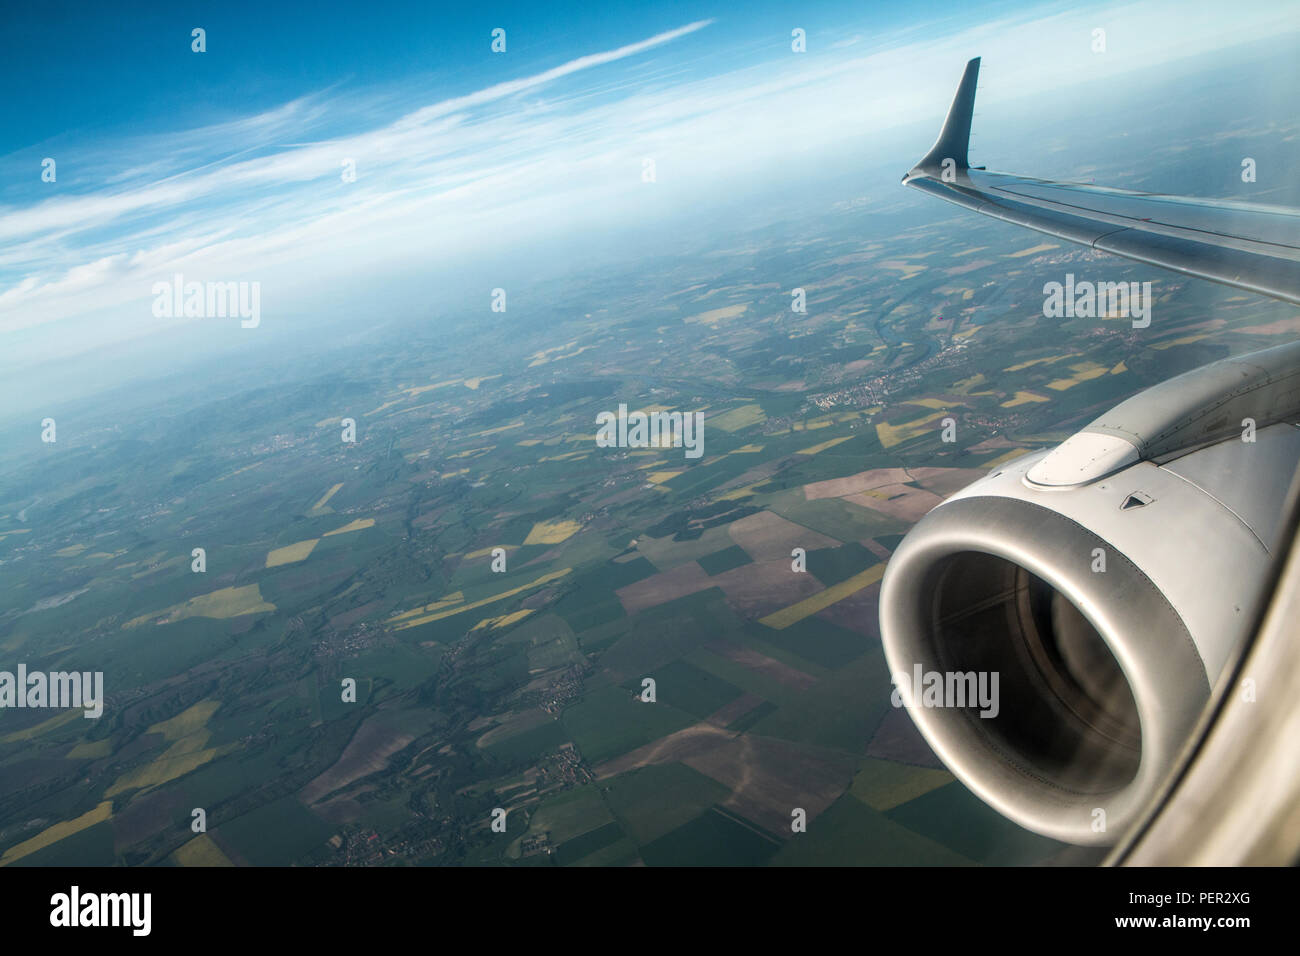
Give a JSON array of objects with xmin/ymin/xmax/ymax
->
[{"xmin": 902, "ymin": 57, "xmax": 1300, "ymax": 305}]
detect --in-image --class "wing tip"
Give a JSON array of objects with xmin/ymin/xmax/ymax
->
[{"xmin": 904, "ymin": 56, "xmax": 981, "ymax": 183}]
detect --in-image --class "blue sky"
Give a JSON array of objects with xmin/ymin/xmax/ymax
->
[
  {"xmin": 3, "ymin": 0, "xmax": 1027, "ymax": 145},
  {"xmin": 4, "ymin": 0, "xmax": 1023, "ymax": 149},
  {"xmin": 1, "ymin": 0, "xmax": 1297, "ymax": 369}
]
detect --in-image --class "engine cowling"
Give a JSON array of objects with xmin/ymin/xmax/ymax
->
[{"xmin": 879, "ymin": 342, "xmax": 1300, "ymax": 845}]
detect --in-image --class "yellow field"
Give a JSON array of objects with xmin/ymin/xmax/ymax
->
[
  {"xmin": 1001, "ymin": 391, "xmax": 1050, "ymax": 408},
  {"xmin": 1007, "ymin": 242, "xmax": 1059, "ymax": 258},
  {"xmin": 0, "ymin": 801, "xmax": 112, "ymax": 866},
  {"xmin": 1046, "ymin": 361, "xmax": 1109, "ymax": 391},
  {"xmin": 390, "ymin": 592, "xmax": 463, "ymax": 623},
  {"xmin": 466, "ymin": 545, "xmax": 515, "ymax": 559},
  {"xmin": 105, "ymin": 745, "xmax": 231, "ymax": 797},
  {"xmin": 646, "ymin": 471, "xmax": 682, "ymax": 485},
  {"xmin": 149, "ymin": 700, "xmax": 221, "ymax": 741},
  {"xmin": 66, "ymin": 739, "xmax": 113, "ymax": 759},
  {"xmin": 528, "ymin": 340, "xmax": 578, "ymax": 363},
  {"xmin": 218, "ymin": 462, "xmax": 264, "ymax": 482},
  {"xmin": 402, "ymin": 379, "xmax": 460, "ymax": 398},
  {"xmin": 560, "ymin": 342, "xmax": 599, "ymax": 364},
  {"xmin": 523, "ymin": 520, "xmax": 581, "ymax": 545},
  {"xmin": 876, "ymin": 411, "xmax": 948, "ymax": 449},
  {"xmin": 539, "ymin": 450, "xmax": 588, "ymax": 463},
  {"xmin": 390, "ymin": 569, "xmax": 572, "ymax": 630},
  {"xmin": 449, "ymin": 446, "xmax": 491, "ymax": 459},
  {"xmin": 0, "ymin": 528, "xmax": 32, "ymax": 540},
  {"xmin": 796, "ymin": 435, "xmax": 853, "ymax": 456},
  {"xmin": 124, "ymin": 584, "xmax": 276, "ymax": 629},
  {"xmin": 1004, "ymin": 352, "xmax": 1080, "ymax": 372},
  {"xmin": 1152, "ymin": 333, "xmax": 1210, "ymax": 351},
  {"xmin": 310, "ymin": 482, "xmax": 343, "ymax": 513},
  {"xmin": 850, "ymin": 758, "xmax": 954, "ymax": 811},
  {"xmin": 159, "ymin": 728, "xmax": 212, "ymax": 759},
  {"xmin": 683, "ymin": 304, "xmax": 748, "ymax": 325},
  {"xmin": 0, "ymin": 708, "xmax": 81, "ymax": 744},
  {"xmin": 266, "ymin": 539, "xmax": 319, "ymax": 567},
  {"xmin": 469, "ymin": 422, "xmax": 524, "ymax": 438},
  {"xmin": 708, "ymin": 403, "xmax": 766, "ymax": 432},
  {"xmin": 173, "ymin": 834, "xmax": 235, "ymax": 867},
  {"xmin": 55, "ymin": 544, "xmax": 87, "ymax": 557},
  {"xmin": 324, "ymin": 518, "xmax": 374, "ymax": 537},
  {"xmin": 759, "ymin": 564, "xmax": 886, "ymax": 630},
  {"xmin": 471, "ymin": 609, "xmax": 535, "ymax": 632},
  {"xmin": 531, "ymin": 344, "xmax": 592, "ymax": 366},
  {"xmin": 120, "ymin": 703, "xmax": 223, "ymax": 802},
  {"xmin": 879, "ymin": 259, "xmax": 927, "ymax": 279},
  {"xmin": 791, "ymin": 410, "xmax": 866, "ymax": 432}
]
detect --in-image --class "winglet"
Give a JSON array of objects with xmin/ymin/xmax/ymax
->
[{"xmin": 904, "ymin": 57, "xmax": 980, "ymax": 182}]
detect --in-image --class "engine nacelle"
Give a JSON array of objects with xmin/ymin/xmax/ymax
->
[{"xmin": 879, "ymin": 342, "xmax": 1300, "ymax": 845}]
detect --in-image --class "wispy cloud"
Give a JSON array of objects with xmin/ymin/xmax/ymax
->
[{"xmin": 0, "ymin": 1, "xmax": 1295, "ymax": 341}]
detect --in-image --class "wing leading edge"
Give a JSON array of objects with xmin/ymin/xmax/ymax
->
[{"xmin": 903, "ymin": 58, "xmax": 1300, "ymax": 305}]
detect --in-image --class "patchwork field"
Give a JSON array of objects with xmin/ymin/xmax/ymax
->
[{"xmin": 3, "ymin": 157, "xmax": 1256, "ymax": 868}]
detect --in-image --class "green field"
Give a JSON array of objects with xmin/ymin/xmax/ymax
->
[
  {"xmin": 215, "ymin": 798, "xmax": 334, "ymax": 866},
  {"xmin": 623, "ymin": 659, "xmax": 744, "ymax": 719},
  {"xmin": 562, "ymin": 687, "xmax": 696, "ymax": 764},
  {"xmin": 638, "ymin": 807, "xmax": 781, "ymax": 867},
  {"xmin": 602, "ymin": 763, "xmax": 732, "ymax": 845}
]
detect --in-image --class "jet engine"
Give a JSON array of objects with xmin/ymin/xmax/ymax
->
[{"xmin": 879, "ymin": 341, "xmax": 1300, "ymax": 845}]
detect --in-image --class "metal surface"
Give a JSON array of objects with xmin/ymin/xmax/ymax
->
[
  {"xmin": 1026, "ymin": 432, "xmax": 1138, "ymax": 487},
  {"xmin": 1084, "ymin": 340, "xmax": 1300, "ymax": 461},
  {"xmin": 879, "ymin": 413, "xmax": 1300, "ymax": 844},
  {"xmin": 1162, "ymin": 423, "xmax": 1300, "ymax": 548},
  {"xmin": 1113, "ymin": 470, "xmax": 1300, "ymax": 865},
  {"xmin": 880, "ymin": 494, "xmax": 1208, "ymax": 845}
]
